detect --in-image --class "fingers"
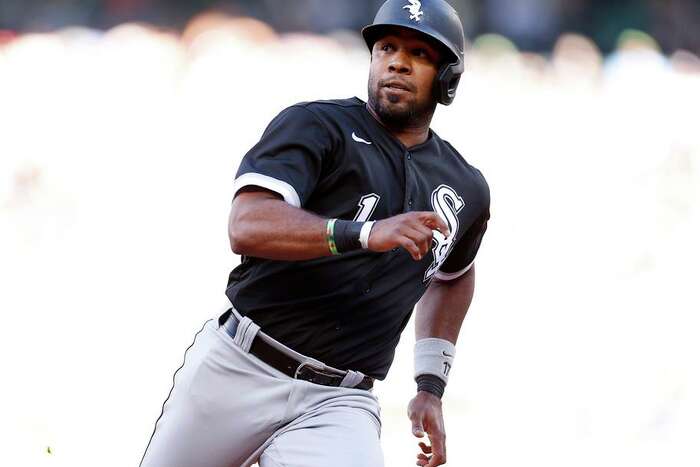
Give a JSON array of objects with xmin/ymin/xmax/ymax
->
[
  {"xmin": 399, "ymin": 236, "xmax": 423, "ymax": 261},
  {"xmin": 412, "ymin": 224, "xmax": 435, "ymax": 255},
  {"xmin": 425, "ymin": 430, "xmax": 446, "ymax": 467},
  {"xmin": 419, "ymin": 212, "xmax": 450, "ymax": 238},
  {"xmin": 400, "ymin": 226, "xmax": 432, "ymax": 260},
  {"xmin": 408, "ymin": 398, "xmax": 425, "ymax": 438},
  {"xmin": 370, "ymin": 211, "xmax": 449, "ymax": 258},
  {"xmin": 416, "ymin": 440, "xmax": 442, "ymax": 467},
  {"xmin": 409, "ymin": 393, "xmax": 446, "ymax": 466},
  {"xmin": 412, "ymin": 419, "xmax": 425, "ymax": 438}
]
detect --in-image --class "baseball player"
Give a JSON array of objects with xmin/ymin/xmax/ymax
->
[{"xmin": 140, "ymin": 1, "xmax": 489, "ymax": 466}]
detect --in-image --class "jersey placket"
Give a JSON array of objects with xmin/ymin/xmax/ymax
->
[{"xmin": 403, "ymin": 149, "xmax": 420, "ymax": 213}]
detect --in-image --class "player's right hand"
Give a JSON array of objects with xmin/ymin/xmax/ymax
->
[{"xmin": 367, "ymin": 211, "xmax": 449, "ymax": 261}]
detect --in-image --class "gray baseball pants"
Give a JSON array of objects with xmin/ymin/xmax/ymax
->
[{"xmin": 140, "ymin": 310, "xmax": 384, "ymax": 467}]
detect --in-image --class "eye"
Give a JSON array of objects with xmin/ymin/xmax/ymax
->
[
  {"xmin": 381, "ymin": 43, "xmax": 394, "ymax": 52},
  {"xmin": 413, "ymin": 48, "xmax": 428, "ymax": 57}
]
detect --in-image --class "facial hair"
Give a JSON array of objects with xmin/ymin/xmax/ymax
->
[{"xmin": 367, "ymin": 80, "xmax": 437, "ymax": 129}]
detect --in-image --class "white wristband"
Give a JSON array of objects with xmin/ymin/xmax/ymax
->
[
  {"xmin": 359, "ymin": 221, "xmax": 375, "ymax": 250},
  {"xmin": 414, "ymin": 338, "xmax": 456, "ymax": 385}
]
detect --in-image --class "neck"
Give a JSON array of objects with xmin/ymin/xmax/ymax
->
[{"xmin": 365, "ymin": 103, "xmax": 433, "ymax": 149}]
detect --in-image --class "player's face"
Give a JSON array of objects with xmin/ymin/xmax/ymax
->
[{"xmin": 367, "ymin": 28, "xmax": 442, "ymax": 127}]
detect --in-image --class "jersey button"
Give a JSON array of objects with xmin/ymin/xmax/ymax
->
[
  {"xmin": 407, "ymin": 154, "xmax": 412, "ymax": 160},
  {"xmin": 363, "ymin": 287, "xmax": 371, "ymax": 294},
  {"xmin": 408, "ymin": 199, "xmax": 413, "ymax": 208}
]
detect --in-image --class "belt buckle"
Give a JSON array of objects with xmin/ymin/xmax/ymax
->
[{"xmin": 293, "ymin": 361, "xmax": 325, "ymax": 380}]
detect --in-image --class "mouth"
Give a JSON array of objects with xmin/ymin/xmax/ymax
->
[{"xmin": 381, "ymin": 79, "xmax": 414, "ymax": 93}]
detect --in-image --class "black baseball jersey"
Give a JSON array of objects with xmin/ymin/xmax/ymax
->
[{"xmin": 226, "ymin": 97, "xmax": 489, "ymax": 379}]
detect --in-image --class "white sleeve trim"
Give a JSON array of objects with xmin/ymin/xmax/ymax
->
[
  {"xmin": 232, "ymin": 173, "xmax": 301, "ymax": 208},
  {"xmin": 434, "ymin": 259, "xmax": 475, "ymax": 281}
]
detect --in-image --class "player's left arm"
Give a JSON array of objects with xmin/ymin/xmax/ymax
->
[
  {"xmin": 409, "ymin": 267, "xmax": 476, "ymax": 467},
  {"xmin": 416, "ymin": 263, "xmax": 476, "ymax": 342},
  {"xmin": 408, "ymin": 205, "xmax": 489, "ymax": 467}
]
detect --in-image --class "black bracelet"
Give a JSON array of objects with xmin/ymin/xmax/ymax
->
[
  {"xmin": 333, "ymin": 220, "xmax": 364, "ymax": 253},
  {"xmin": 416, "ymin": 374, "xmax": 446, "ymax": 399}
]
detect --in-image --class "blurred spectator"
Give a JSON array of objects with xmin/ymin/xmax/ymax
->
[
  {"xmin": 649, "ymin": 0, "xmax": 700, "ymax": 54},
  {"xmin": 1, "ymin": 0, "xmax": 699, "ymax": 55},
  {"xmin": 0, "ymin": 0, "xmax": 100, "ymax": 31},
  {"xmin": 576, "ymin": 0, "xmax": 653, "ymax": 53},
  {"xmin": 482, "ymin": 0, "xmax": 563, "ymax": 51}
]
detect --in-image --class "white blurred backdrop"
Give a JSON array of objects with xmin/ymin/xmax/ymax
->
[{"xmin": 1, "ymin": 14, "xmax": 699, "ymax": 467}]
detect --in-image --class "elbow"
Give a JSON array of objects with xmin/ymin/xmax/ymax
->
[
  {"xmin": 229, "ymin": 203, "xmax": 270, "ymax": 256},
  {"xmin": 229, "ymin": 190, "xmax": 280, "ymax": 255},
  {"xmin": 229, "ymin": 221, "xmax": 254, "ymax": 255},
  {"xmin": 228, "ymin": 229, "xmax": 244, "ymax": 255},
  {"xmin": 228, "ymin": 206, "xmax": 254, "ymax": 255}
]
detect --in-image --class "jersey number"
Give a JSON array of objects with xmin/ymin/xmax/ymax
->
[{"xmin": 353, "ymin": 193, "xmax": 380, "ymax": 222}]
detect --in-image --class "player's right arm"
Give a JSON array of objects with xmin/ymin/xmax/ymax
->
[
  {"xmin": 229, "ymin": 188, "xmax": 448, "ymax": 261},
  {"xmin": 229, "ymin": 105, "xmax": 448, "ymax": 261}
]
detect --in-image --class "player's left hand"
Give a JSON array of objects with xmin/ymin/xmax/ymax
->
[{"xmin": 407, "ymin": 391, "xmax": 446, "ymax": 466}]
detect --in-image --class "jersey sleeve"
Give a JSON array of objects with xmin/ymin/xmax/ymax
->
[
  {"xmin": 434, "ymin": 207, "xmax": 490, "ymax": 281},
  {"xmin": 232, "ymin": 105, "xmax": 332, "ymax": 207}
]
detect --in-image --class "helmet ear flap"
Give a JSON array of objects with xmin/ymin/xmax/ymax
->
[{"xmin": 435, "ymin": 63, "xmax": 461, "ymax": 106}]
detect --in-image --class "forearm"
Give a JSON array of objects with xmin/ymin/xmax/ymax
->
[
  {"xmin": 415, "ymin": 266, "xmax": 475, "ymax": 343},
  {"xmin": 410, "ymin": 271, "xmax": 474, "ymax": 465},
  {"xmin": 229, "ymin": 189, "xmax": 452, "ymax": 262},
  {"xmin": 229, "ymin": 191, "xmax": 331, "ymax": 261},
  {"xmin": 413, "ymin": 267, "xmax": 475, "ymax": 399}
]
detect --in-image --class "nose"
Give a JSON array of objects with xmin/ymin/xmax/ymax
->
[{"xmin": 388, "ymin": 49, "xmax": 411, "ymax": 74}]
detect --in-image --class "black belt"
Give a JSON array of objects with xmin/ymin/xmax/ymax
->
[{"xmin": 219, "ymin": 310, "xmax": 373, "ymax": 391}]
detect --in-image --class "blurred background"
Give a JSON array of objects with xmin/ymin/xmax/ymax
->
[
  {"xmin": 1, "ymin": 1, "xmax": 699, "ymax": 466},
  {"xmin": 3, "ymin": 0, "xmax": 700, "ymax": 54}
]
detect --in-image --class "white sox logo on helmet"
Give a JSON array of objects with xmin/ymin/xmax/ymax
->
[{"xmin": 403, "ymin": 0, "xmax": 424, "ymax": 22}]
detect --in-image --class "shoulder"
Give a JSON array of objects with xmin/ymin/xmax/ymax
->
[
  {"xmin": 262, "ymin": 100, "xmax": 355, "ymax": 143},
  {"xmin": 291, "ymin": 97, "xmax": 365, "ymax": 123},
  {"xmin": 268, "ymin": 97, "xmax": 362, "ymax": 135},
  {"xmin": 436, "ymin": 135, "xmax": 490, "ymax": 204},
  {"xmin": 295, "ymin": 97, "xmax": 365, "ymax": 111}
]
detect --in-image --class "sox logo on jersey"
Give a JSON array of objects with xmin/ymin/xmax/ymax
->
[
  {"xmin": 424, "ymin": 184, "xmax": 465, "ymax": 281},
  {"xmin": 355, "ymin": 184, "xmax": 465, "ymax": 281}
]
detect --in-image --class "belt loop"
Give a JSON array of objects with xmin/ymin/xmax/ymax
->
[
  {"xmin": 339, "ymin": 370, "xmax": 366, "ymax": 388},
  {"xmin": 218, "ymin": 309, "xmax": 232, "ymax": 327},
  {"xmin": 233, "ymin": 316, "xmax": 261, "ymax": 353}
]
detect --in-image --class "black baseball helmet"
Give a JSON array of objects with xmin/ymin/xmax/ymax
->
[{"xmin": 362, "ymin": 0, "xmax": 466, "ymax": 106}]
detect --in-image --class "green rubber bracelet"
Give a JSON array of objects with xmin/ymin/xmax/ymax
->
[{"xmin": 326, "ymin": 219, "xmax": 340, "ymax": 255}]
